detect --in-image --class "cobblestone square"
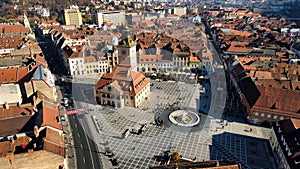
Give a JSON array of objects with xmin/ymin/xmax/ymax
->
[{"xmin": 73, "ymin": 80, "xmax": 277, "ymax": 169}]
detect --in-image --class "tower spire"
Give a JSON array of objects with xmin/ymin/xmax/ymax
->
[{"xmin": 23, "ymin": 12, "xmax": 32, "ymax": 32}]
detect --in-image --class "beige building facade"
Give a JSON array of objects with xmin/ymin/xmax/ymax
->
[
  {"xmin": 94, "ymin": 66, "xmax": 150, "ymax": 108},
  {"xmin": 63, "ymin": 8, "xmax": 83, "ymax": 26}
]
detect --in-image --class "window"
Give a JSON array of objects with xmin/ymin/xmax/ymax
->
[
  {"xmin": 130, "ymin": 96, "xmax": 134, "ymax": 100},
  {"xmin": 280, "ymin": 116, "xmax": 284, "ymax": 120},
  {"xmin": 267, "ymin": 114, "xmax": 271, "ymax": 119},
  {"xmin": 254, "ymin": 112, "xmax": 259, "ymax": 116},
  {"xmin": 108, "ymin": 86, "xmax": 112, "ymax": 92},
  {"xmin": 273, "ymin": 115, "xmax": 278, "ymax": 120},
  {"xmin": 122, "ymin": 50, "xmax": 126, "ymax": 55},
  {"xmin": 260, "ymin": 113, "xmax": 265, "ymax": 117}
]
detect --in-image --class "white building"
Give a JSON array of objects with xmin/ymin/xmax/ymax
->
[
  {"xmin": 68, "ymin": 53, "xmax": 84, "ymax": 76},
  {"xmin": 173, "ymin": 7, "xmax": 187, "ymax": 16},
  {"xmin": 38, "ymin": 8, "xmax": 50, "ymax": 17},
  {"xmin": 95, "ymin": 11, "xmax": 126, "ymax": 27},
  {"xmin": 0, "ymin": 84, "xmax": 22, "ymax": 107},
  {"xmin": 84, "ymin": 56, "xmax": 109, "ymax": 75}
]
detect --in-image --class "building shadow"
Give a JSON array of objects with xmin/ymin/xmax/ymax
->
[{"xmin": 209, "ymin": 132, "xmax": 277, "ymax": 169}]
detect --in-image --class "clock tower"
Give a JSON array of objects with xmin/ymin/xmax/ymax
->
[{"xmin": 118, "ymin": 36, "xmax": 137, "ymax": 71}]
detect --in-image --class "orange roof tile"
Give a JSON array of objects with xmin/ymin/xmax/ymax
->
[
  {"xmin": 0, "ymin": 104, "xmax": 33, "ymax": 119},
  {"xmin": 253, "ymin": 86, "xmax": 300, "ymax": 117},
  {"xmin": 42, "ymin": 101, "xmax": 62, "ymax": 130},
  {"xmin": 0, "ymin": 24, "xmax": 30, "ymax": 34},
  {"xmin": 291, "ymin": 118, "xmax": 300, "ymax": 129},
  {"xmin": 228, "ymin": 30, "xmax": 251, "ymax": 37},
  {"xmin": 253, "ymin": 71, "xmax": 273, "ymax": 79},
  {"xmin": 0, "ymin": 66, "xmax": 37, "ymax": 84},
  {"xmin": 95, "ymin": 67, "xmax": 149, "ymax": 95},
  {"xmin": 68, "ymin": 51, "xmax": 80, "ymax": 59},
  {"xmin": 190, "ymin": 54, "xmax": 201, "ymax": 62},
  {"xmin": 95, "ymin": 79, "xmax": 112, "ymax": 89},
  {"xmin": 225, "ymin": 45, "xmax": 249, "ymax": 53}
]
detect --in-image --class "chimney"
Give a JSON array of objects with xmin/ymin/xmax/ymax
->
[
  {"xmin": 28, "ymin": 65, "xmax": 32, "ymax": 71},
  {"xmin": 4, "ymin": 102, "xmax": 9, "ymax": 110}
]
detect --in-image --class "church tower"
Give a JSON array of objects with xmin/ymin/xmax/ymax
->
[
  {"xmin": 23, "ymin": 13, "xmax": 31, "ymax": 32},
  {"xmin": 117, "ymin": 36, "xmax": 137, "ymax": 71}
]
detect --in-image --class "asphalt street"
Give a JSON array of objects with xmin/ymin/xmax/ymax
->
[
  {"xmin": 69, "ymin": 114, "xmax": 102, "ymax": 169},
  {"xmin": 34, "ymin": 27, "xmax": 102, "ymax": 169}
]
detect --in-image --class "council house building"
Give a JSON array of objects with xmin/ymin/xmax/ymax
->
[{"xmin": 94, "ymin": 66, "xmax": 150, "ymax": 108}]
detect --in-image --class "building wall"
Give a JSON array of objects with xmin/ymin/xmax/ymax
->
[
  {"xmin": 134, "ymin": 82, "xmax": 150, "ymax": 108},
  {"xmin": 64, "ymin": 9, "xmax": 83, "ymax": 26},
  {"xmin": 96, "ymin": 11, "xmax": 126, "ymax": 27},
  {"xmin": 98, "ymin": 61, "xmax": 109, "ymax": 74},
  {"xmin": 68, "ymin": 57, "xmax": 84, "ymax": 76},
  {"xmin": 84, "ymin": 61, "xmax": 99, "ymax": 74},
  {"xmin": 189, "ymin": 62, "xmax": 201, "ymax": 69},
  {"xmin": 107, "ymin": 48, "xmax": 119, "ymax": 68},
  {"xmin": 157, "ymin": 62, "xmax": 173, "ymax": 72},
  {"xmin": 249, "ymin": 109, "xmax": 293, "ymax": 124},
  {"xmin": 84, "ymin": 60, "xmax": 109, "ymax": 75},
  {"xmin": 173, "ymin": 56, "xmax": 189, "ymax": 68},
  {"xmin": 95, "ymin": 84, "xmax": 124, "ymax": 108},
  {"xmin": 173, "ymin": 7, "xmax": 187, "ymax": 16},
  {"xmin": 95, "ymin": 78, "xmax": 150, "ymax": 108},
  {"xmin": 0, "ymin": 48, "xmax": 14, "ymax": 54}
]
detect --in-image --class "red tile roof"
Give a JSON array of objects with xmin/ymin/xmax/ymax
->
[
  {"xmin": 0, "ymin": 104, "xmax": 33, "ymax": 119},
  {"xmin": 0, "ymin": 115, "xmax": 32, "ymax": 137},
  {"xmin": 0, "ymin": 66, "xmax": 37, "ymax": 84},
  {"xmin": 95, "ymin": 66, "xmax": 150, "ymax": 95},
  {"xmin": 252, "ymin": 86, "xmax": 300, "ymax": 118},
  {"xmin": 0, "ymin": 24, "xmax": 30, "ymax": 34},
  {"xmin": 41, "ymin": 101, "xmax": 62, "ymax": 130}
]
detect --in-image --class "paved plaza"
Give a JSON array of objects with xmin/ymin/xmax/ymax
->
[{"xmin": 71, "ymin": 78, "xmax": 277, "ymax": 169}]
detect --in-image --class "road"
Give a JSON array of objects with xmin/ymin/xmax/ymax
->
[
  {"xmin": 34, "ymin": 27, "xmax": 102, "ymax": 169},
  {"xmin": 69, "ymin": 114, "xmax": 102, "ymax": 169},
  {"xmin": 204, "ymin": 32, "xmax": 227, "ymax": 119}
]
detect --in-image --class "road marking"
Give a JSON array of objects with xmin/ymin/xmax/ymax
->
[
  {"xmin": 79, "ymin": 118, "xmax": 96, "ymax": 169},
  {"xmin": 80, "ymin": 144, "xmax": 83, "ymax": 149},
  {"xmin": 83, "ymin": 156, "xmax": 85, "ymax": 163},
  {"xmin": 78, "ymin": 133, "xmax": 80, "ymax": 137},
  {"xmin": 75, "ymin": 123, "xmax": 77, "ymax": 128}
]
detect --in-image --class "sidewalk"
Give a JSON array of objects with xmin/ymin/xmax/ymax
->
[{"xmin": 56, "ymin": 85, "xmax": 77, "ymax": 169}]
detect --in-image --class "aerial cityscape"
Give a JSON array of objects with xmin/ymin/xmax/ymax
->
[{"xmin": 0, "ymin": 0, "xmax": 300, "ymax": 169}]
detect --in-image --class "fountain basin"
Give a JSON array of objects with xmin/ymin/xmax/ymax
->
[{"xmin": 169, "ymin": 110, "xmax": 200, "ymax": 127}]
